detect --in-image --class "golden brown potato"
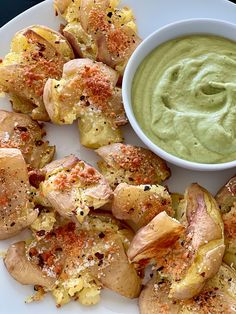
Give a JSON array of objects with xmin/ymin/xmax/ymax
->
[
  {"xmin": 0, "ymin": 148, "xmax": 38, "ymax": 239},
  {"xmin": 0, "ymin": 110, "xmax": 55, "ymax": 169},
  {"xmin": 54, "ymin": 0, "xmax": 141, "ymax": 75},
  {"xmin": 43, "ymin": 58, "xmax": 127, "ymax": 148},
  {"xmin": 139, "ymin": 264, "xmax": 236, "ymax": 314},
  {"xmin": 112, "ymin": 183, "xmax": 173, "ymax": 230},
  {"xmin": 4, "ymin": 213, "xmax": 141, "ymax": 306},
  {"xmin": 96, "ymin": 143, "xmax": 171, "ymax": 189},
  {"xmin": 128, "ymin": 184, "xmax": 225, "ymax": 300},
  {"xmin": 39, "ymin": 155, "xmax": 113, "ymax": 223},
  {"xmin": 0, "ymin": 25, "xmax": 74, "ymax": 121}
]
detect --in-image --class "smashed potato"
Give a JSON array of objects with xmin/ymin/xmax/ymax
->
[
  {"xmin": 139, "ymin": 264, "xmax": 236, "ymax": 314},
  {"xmin": 128, "ymin": 184, "xmax": 225, "ymax": 300},
  {"xmin": 112, "ymin": 183, "xmax": 173, "ymax": 230},
  {"xmin": 54, "ymin": 0, "xmax": 141, "ymax": 75},
  {"xmin": 43, "ymin": 58, "xmax": 127, "ymax": 148},
  {"xmin": 38, "ymin": 155, "xmax": 113, "ymax": 223},
  {"xmin": 169, "ymin": 184, "xmax": 225, "ymax": 300},
  {"xmin": 0, "ymin": 25, "xmax": 74, "ymax": 121},
  {"xmin": 216, "ymin": 174, "xmax": 236, "ymax": 213},
  {"xmin": 127, "ymin": 211, "xmax": 184, "ymax": 264},
  {"xmin": 216, "ymin": 175, "xmax": 236, "ymax": 268},
  {"xmin": 96, "ymin": 143, "xmax": 171, "ymax": 188},
  {"xmin": 0, "ymin": 110, "xmax": 55, "ymax": 169},
  {"xmin": 0, "ymin": 148, "xmax": 38, "ymax": 239},
  {"xmin": 4, "ymin": 213, "xmax": 141, "ymax": 307}
]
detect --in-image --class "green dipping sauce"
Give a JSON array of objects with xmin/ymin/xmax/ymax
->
[{"xmin": 132, "ymin": 35, "xmax": 236, "ymax": 164}]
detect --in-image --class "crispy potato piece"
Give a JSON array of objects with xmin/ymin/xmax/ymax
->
[
  {"xmin": 0, "ymin": 26, "xmax": 74, "ymax": 121},
  {"xmin": 0, "ymin": 110, "xmax": 55, "ymax": 169},
  {"xmin": 127, "ymin": 212, "xmax": 184, "ymax": 264},
  {"xmin": 170, "ymin": 184, "xmax": 225, "ymax": 299},
  {"xmin": 139, "ymin": 275, "xmax": 180, "ymax": 314},
  {"xmin": 0, "ymin": 148, "xmax": 38, "ymax": 239},
  {"xmin": 4, "ymin": 214, "xmax": 141, "ymax": 306},
  {"xmin": 112, "ymin": 183, "xmax": 173, "ymax": 230},
  {"xmin": 128, "ymin": 184, "xmax": 225, "ymax": 300},
  {"xmin": 54, "ymin": 0, "xmax": 141, "ymax": 75},
  {"xmin": 4, "ymin": 241, "xmax": 56, "ymax": 288},
  {"xmin": 79, "ymin": 0, "xmax": 141, "ymax": 74},
  {"xmin": 215, "ymin": 174, "xmax": 236, "ymax": 213},
  {"xmin": 39, "ymin": 155, "xmax": 113, "ymax": 223},
  {"xmin": 96, "ymin": 143, "xmax": 171, "ymax": 189},
  {"xmin": 139, "ymin": 264, "xmax": 236, "ymax": 314},
  {"xmin": 43, "ymin": 58, "xmax": 127, "ymax": 148}
]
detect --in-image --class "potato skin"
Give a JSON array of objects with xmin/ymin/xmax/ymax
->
[
  {"xmin": 0, "ymin": 148, "xmax": 38, "ymax": 239},
  {"xmin": 40, "ymin": 155, "xmax": 113, "ymax": 223},
  {"xmin": 112, "ymin": 183, "xmax": 173, "ymax": 230},
  {"xmin": 4, "ymin": 213, "xmax": 141, "ymax": 301},
  {"xmin": 139, "ymin": 264, "xmax": 236, "ymax": 314},
  {"xmin": 170, "ymin": 183, "xmax": 225, "ymax": 300},
  {"xmin": 127, "ymin": 212, "xmax": 185, "ymax": 263},
  {"xmin": 43, "ymin": 58, "xmax": 127, "ymax": 148},
  {"xmin": 128, "ymin": 183, "xmax": 225, "ymax": 300},
  {"xmin": 4, "ymin": 241, "xmax": 56, "ymax": 288},
  {"xmin": 0, "ymin": 110, "xmax": 55, "ymax": 169},
  {"xmin": 96, "ymin": 143, "xmax": 171, "ymax": 189}
]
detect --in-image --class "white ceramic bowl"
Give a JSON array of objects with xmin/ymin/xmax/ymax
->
[{"xmin": 123, "ymin": 18, "xmax": 236, "ymax": 171}]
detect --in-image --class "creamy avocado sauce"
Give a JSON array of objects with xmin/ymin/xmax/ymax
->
[{"xmin": 132, "ymin": 35, "xmax": 236, "ymax": 163}]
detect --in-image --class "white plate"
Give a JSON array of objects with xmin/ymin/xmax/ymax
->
[{"xmin": 0, "ymin": 0, "xmax": 236, "ymax": 313}]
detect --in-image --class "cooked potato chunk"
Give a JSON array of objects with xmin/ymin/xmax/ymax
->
[
  {"xmin": 127, "ymin": 212, "xmax": 184, "ymax": 264},
  {"xmin": 216, "ymin": 174, "xmax": 236, "ymax": 213},
  {"xmin": 216, "ymin": 176, "xmax": 236, "ymax": 268},
  {"xmin": 0, "ymin": 148, "xmax": 38, "ymax": 239},
  {"xmin": 43, "ymin": 58, "xmax": 127, "ymax": 148},
  {"xmin": 96, "ymin": 143, "xmax": 171, "ymax": 189},
  {"xmin": 169, "ymin": 184, "xmax": 225, "ymax": 299},
  {"xmin": 5, "ymin": 213, "xmax": 141, "ymax": 306},
  {"xmin": 39, "ymin": 155, "xmax": 113, "ymax": 223},
  {"xmin": 0, "ymin": 25, "xmax": 74, "ymax": 121},
  {"xmin": 112, "ymin": 183, "xmax": 173, "ymax": 230},
  {"xmin": 220, "ymin": 205, "xmax": 236, "ymax": 268},
  {"xmin": 139, "ymin": 264, "xmax": 236, "ymax": 314},
  {"xmin": 128, "ymin": 184, "xmax": 225, "ymax": 300},
  {"xmin": 0, "ymin": 110, "xmax": 55, "ymax": 169},
  {"xmin": 4, "ymin": 241, "xmax": 56, "ymax": 288},
  {"xmin": 54, "ymin": 0, "xmax": 141, "ymax": 75}
]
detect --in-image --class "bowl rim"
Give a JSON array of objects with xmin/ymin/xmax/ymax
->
[{"xmin": 122, "ymin": 18, "xmax": 236, "ymax": 171}]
